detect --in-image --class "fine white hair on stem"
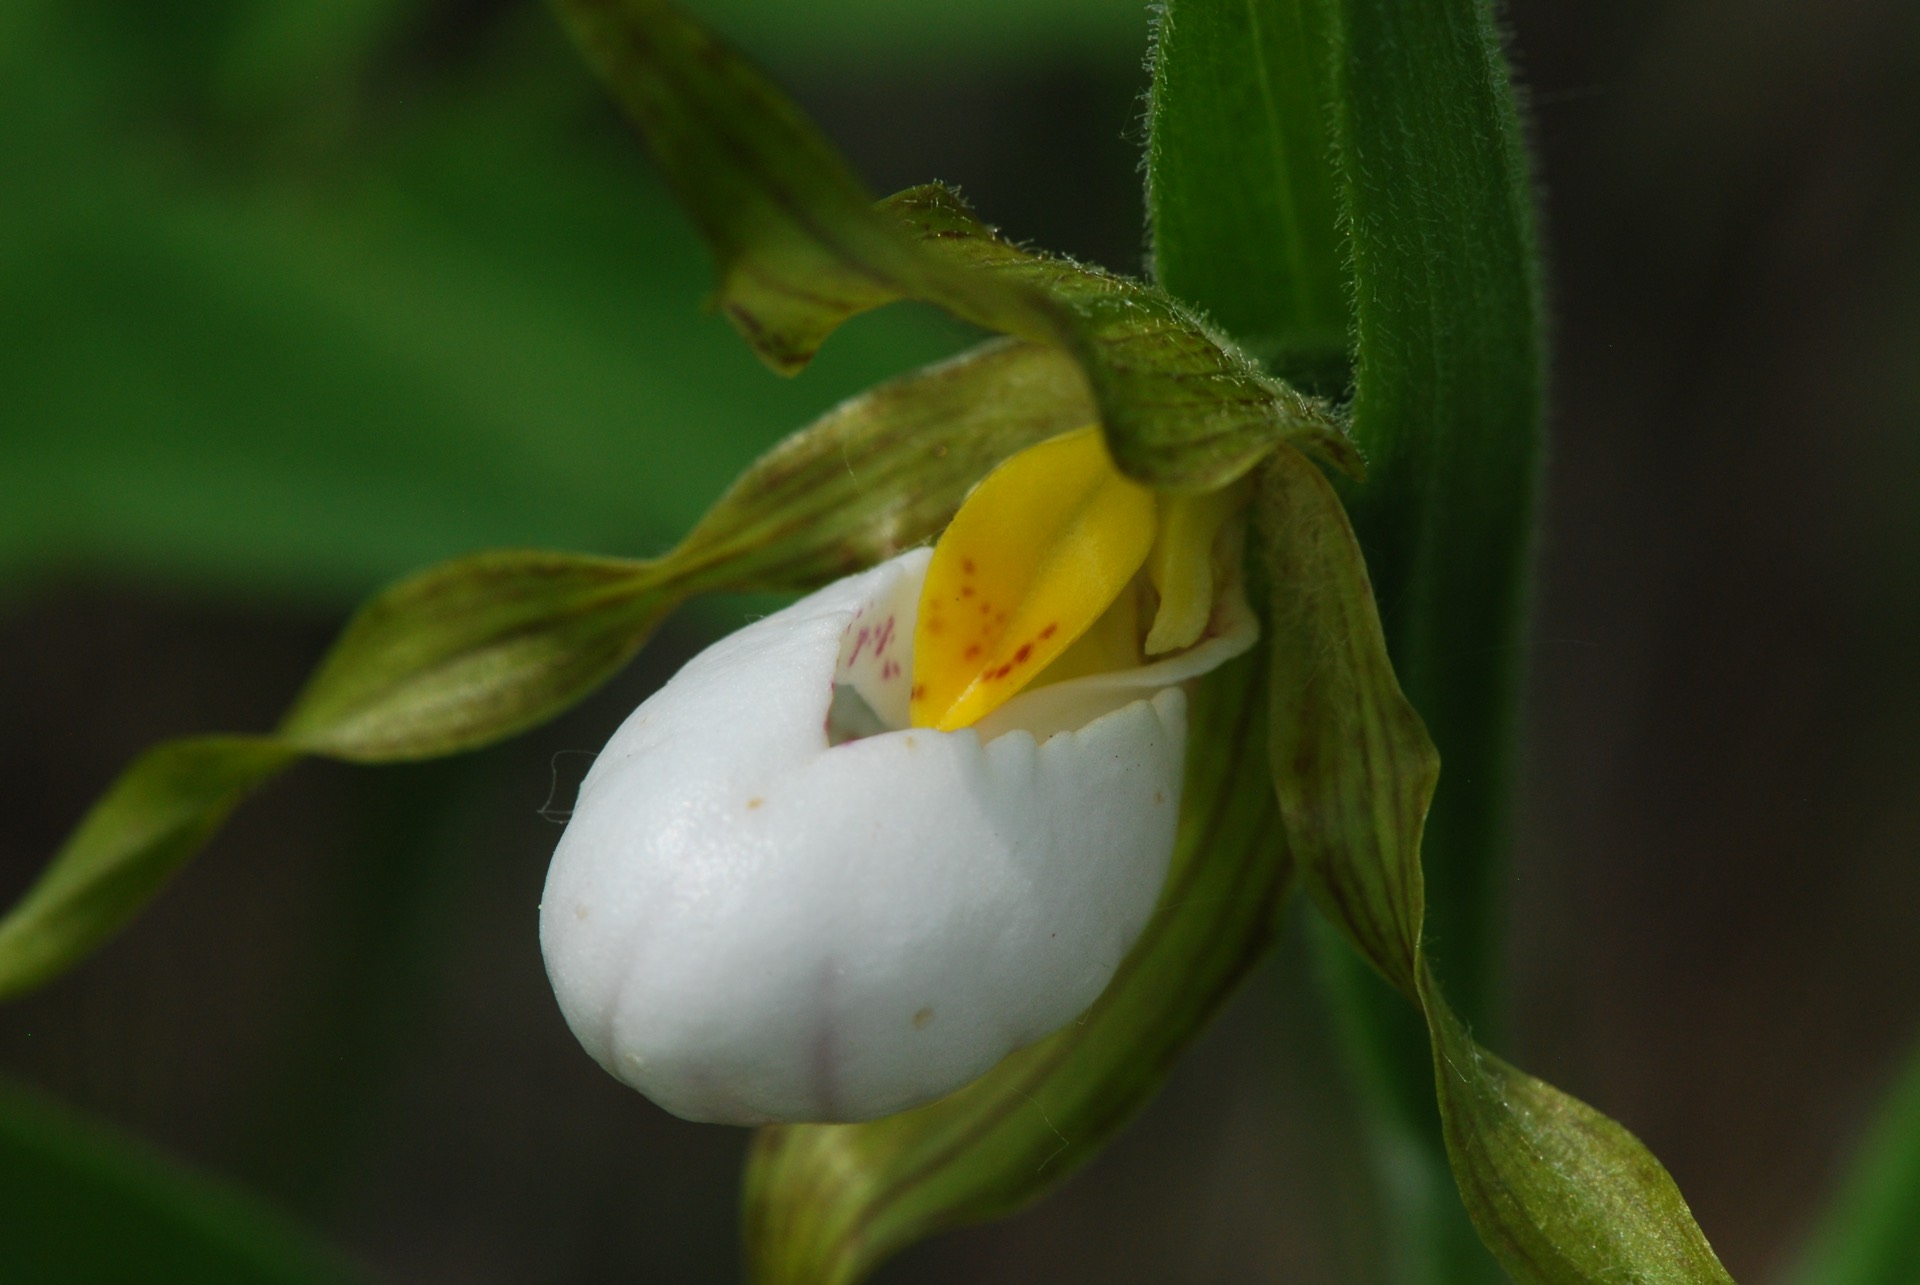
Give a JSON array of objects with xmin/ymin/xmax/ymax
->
[{"xmin": 539, "ymin": 549, "xmax": 1254, "ymax": 1124}]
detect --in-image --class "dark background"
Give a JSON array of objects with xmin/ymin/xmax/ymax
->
[{"xmin": 2, "ymin": 0, "xmax": 1915, "ymax": 1279}]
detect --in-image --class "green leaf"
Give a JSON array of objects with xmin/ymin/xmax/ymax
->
[
  {"xmin": 1258, "ymin": 445, "xmax": 1732, "ymax": 1284},
  {"xmin": 1787, "ymin": 1031, "xmax": 1920, "ymax": 1285},
  {"xmin": 0, "ymin": 1078, "xmax": 365, "ymax": 1284},
  {"xmin": 744, "ymin": 652, "xmax": 1292, "ymax": 1285},
  {"xmin": 0, "ymin": 338, "xmax": 1082, "ymax": 999},
  {"xmin": 1318, "ymin": 0, "xmax": 1550, "ymax": 1267},
  {"xmin": 1146, "ymin": 0, "xmax": 1348, "ymax": 394},
  {"xmin": 1149, "ymin": 0, "xmax": 1553, "ymax": 1274},
  {"xmin": 1325, "ymin": 0, "xmax": 1546, "ymax": 1026},
  {"xmin": 548, "ymin": 0, "xmax": 1344, "ymax": 493},
  {"xmin": 1148, "ymin": 0, "xmax": 1547, "ymax": 1002}
]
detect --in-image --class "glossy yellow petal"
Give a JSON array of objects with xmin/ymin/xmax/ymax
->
[
  {"xmin": 1030, "ymin": 579, "xmax": 1144, "ymax": 689},
  {"xmin": 1143, "ymin": 480, "xmax": 1249, "ymax": 656},
  {"xmin": 910, "ymin": 427, "xmax": 1156, "ymax": 731}
]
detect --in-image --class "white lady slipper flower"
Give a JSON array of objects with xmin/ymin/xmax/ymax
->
[{"xmin": 540, "ymin": 428, "xmax": 1256, "ymax": 1124}]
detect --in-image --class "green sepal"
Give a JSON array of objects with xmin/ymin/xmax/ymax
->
[
  {"xmin": 879, "ymin": 184, "xmax": 1337, "ymax": 491},
  {"xmin": 548, "ymin": 0, "xmax": 1338, "ymax": 493},
  {"xmin": 744, "ymin": 652, "xmax": 1293, "ymax": 1285},
  {"xmin": 1424, "ymin": 994, "xmax": 1734, "ymax": 1284},
  {"xmin": 0, "ymin": 737, "xmax": 298, "ymax": 1003},
  {"xmin": 279, "ymin": 552, "xmax": 674, "ymax": 762},
  {"xmin": 550, "ymin": 0, "xmax": 908, "ymax": 374},
  {"xmin": 1288, "ymin": 421, "xmax": 1367, "ymax": 483},
  {"xmin": 1258, "ymin": 445, "xmax": 1732, "ymax": 1284},
  {"xmin": 672, "ymin": 338, "xmax": 1094, "ymax": 590},
  {"xmin": 0, "ymin": 339, "xmax": 1085, "ymax": 1000}
]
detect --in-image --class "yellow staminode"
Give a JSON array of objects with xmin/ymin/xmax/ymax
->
[
  {"xmin": 1143, "ymin": 483, "xmax": 1247, "ymax": 656},
  {"xmin": 909, "ymin": 427, "xmax": 1156, "ymax": 731}
]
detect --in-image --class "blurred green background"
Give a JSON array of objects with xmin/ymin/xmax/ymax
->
[{"xmin": 1, "ymin": 0, "xmax": 1916, "ymax": 1280}]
